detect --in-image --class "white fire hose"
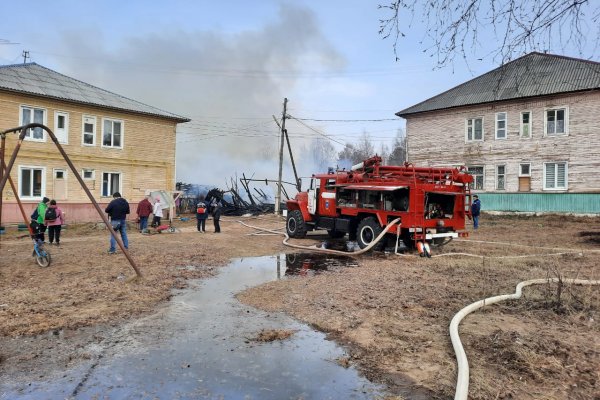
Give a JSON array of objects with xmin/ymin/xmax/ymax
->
[
  {"xmin": 450, "ymin": 278, "xmax": 600, "ymax": 400},
  {"xmin": 238, "ymin": 218, "xmax": 600, "ymax": 399},
  {"xmin": 238, "ymin": 217, "xmax": 401, "ymax": 256}
]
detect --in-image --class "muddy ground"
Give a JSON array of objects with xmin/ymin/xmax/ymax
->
[{"xmin": 1, "ymin": 214, "xmax": 599, "ymax": 399}]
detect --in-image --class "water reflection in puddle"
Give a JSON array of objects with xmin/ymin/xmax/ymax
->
[
  {"xmin": 284, "ymin": 253, "xmax": 358, "ymax": 276},
  {"xmin": 2, "ymin": 255, "xmax": 389, "ymax": 400}
]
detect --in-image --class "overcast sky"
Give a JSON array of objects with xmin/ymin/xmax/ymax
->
[{"xmin": 1, "ymin": 1, "xmax": 596, "ymax": 188}]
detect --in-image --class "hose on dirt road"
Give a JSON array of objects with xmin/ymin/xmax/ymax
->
[
  {"xmin": 238, "ymin": 217, "xmax": 401, "ymax": 256},
  {"xmin": 239, "ymin": 218, "xmax": 600, "ymax": 399},
  {"xmin": 451, "ymin": 278, "xmax": 600, "ymax": 400}
]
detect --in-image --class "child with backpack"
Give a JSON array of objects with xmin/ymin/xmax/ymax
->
[
  {"xmin": 45, "ymin": 200, "xmax": 65, "ymax": 246},
  {"xmin": 30, "ymin": 197, "xmax": 49, "ymax": 242}
]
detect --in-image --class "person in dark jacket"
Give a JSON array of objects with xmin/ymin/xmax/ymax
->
[
  {"xmin": 105, "ymin": 192, "xmax": 130, "ymax": 254},
  {"xmin": 136, "ymin": 195, "xmax": 153, "ymax": 233},
  {"xmin": 45, "ymin": 199, "xmax": 65, "ymax": 246},
  {"xmin": 211, "ymin": 198, "xmax": 222, "ymax": 233},
  {"xmin": 32, "ymin": 196, "xmax": 50, "ymax": 242},
  {"xmin": 470, "ymin": 195, "xmax": 481, "ymax": 229},
  {"xmin": 196, "ymin": 197, "xmax": 208, "ymax": 232}
]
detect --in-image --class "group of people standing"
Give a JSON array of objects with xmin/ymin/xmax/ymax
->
[
  {"xmin": 31, "ymin": 197, "xmax": 66, "ymax": 246},
  {"xmin": 135, "ymin": 195, "xmax": 164, "ymax": 233},
  {"xmin": 103, "ymin": 192, "xmax": 224, "ymax": 254},
  {"xmin": 28, "ymin": 192, "xmax": 225, "ymax": 256},
  {"xmin": 195, "ymin": 196, "xmax": 222, "ymax": 233}
]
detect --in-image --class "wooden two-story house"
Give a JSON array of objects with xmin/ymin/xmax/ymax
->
[
  {"xmin": 397, "ymin": 52, "xmax": 600, "ymax": 214},
  {"xmin": 0, "ymin": 63, "xmax": 189, "ymax": 223}
]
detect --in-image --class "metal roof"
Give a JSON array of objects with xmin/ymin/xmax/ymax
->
[
  {"xmin": 397, "ymin": 52, "xmax": 600, "ymax": 117},
  {"xmin": 0, "ymin": 63, "xmax": 190, "ymax": 122}
]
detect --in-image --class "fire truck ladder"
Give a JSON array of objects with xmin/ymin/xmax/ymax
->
[
  {"xmin": 410, "ymin": 164, "xmax": 428, "ymax": 248},
  {"xmin": 400, "ymin": 164, "xmax": 451, "ymax": 252}
]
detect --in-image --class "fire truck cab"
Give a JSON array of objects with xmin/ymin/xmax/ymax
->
[{"xmin": 286, "ymin": 156, "xmax": 473, "ymax": 251}]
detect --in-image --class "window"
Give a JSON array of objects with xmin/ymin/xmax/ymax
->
[
  {"xmin": 82, "ymin": 116, "xmax": 96, "ymax": 145},
  {"xmin": 466, "ymin": 118, "xmax": 483, "ymax": 142},
  {"xmin": 519, "ymin": 163, "xmax": 531, "ymax": 177},
  {"xmin": 496, "ymin": 165, "xmax": 506, "ymax": 190},
  {"xmin": 544, "ymin": 162, "xmax": 567, "ymax": 190},
  {"xmin": 82, "ymin": 169, "xmax": 95, "ymax": 179},
  {"xmin": 545, "ymin": 108, "xmax": 567, "ymax": 135},
  {"xmin": 102, "ymin": 118, "xmax": 123, "ymax": 148},
  {"xmin": 495, "ymin": 112, "xmax": 507, "ymax": 139},
  {"xmin": 18, "ymin": 166, "xmax": 45, "ymax": 199},
  {"xmin": 467, "ymin": 166, "xmax": 484, "ymax": 190},
  {"xmin": 520, "ymin": 112, "xmax": 531, "ymax": 138},
  {"xmin": 54, "ymin": 111, "xmax": 69, "ymax": 144},
  {"xmin": 20, "ymin": 106, "xmax": 46, "ymax": 141},
  {"xmin": 102, "ymin": 172, "xmax": 121, "ymax": 197}
]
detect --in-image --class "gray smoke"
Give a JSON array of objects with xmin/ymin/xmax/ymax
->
[{"xmin": 48, "ymin": 4, "xmax": 345, "ymax": 190}]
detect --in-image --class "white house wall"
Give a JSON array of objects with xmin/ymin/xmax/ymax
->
[{"xmin": 405, "ymin": 91, "xmax": 600, "ymax": 193}]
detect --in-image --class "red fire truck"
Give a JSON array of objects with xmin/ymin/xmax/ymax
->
[{"xmin": 286, "ymin": 156, "xmax": 473, "ymax": 252}]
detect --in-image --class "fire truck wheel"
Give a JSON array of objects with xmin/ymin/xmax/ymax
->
[
  {"xmin": 287, "ymin": 210, "xmax": 307, "ymax": 238},
  {"xmin": 356, "ymin": 217, "xmax": 385, "ymax": 251},
  {"xmin": 327, "ymin": 230, "xmax": 346, "ymax": 239}
]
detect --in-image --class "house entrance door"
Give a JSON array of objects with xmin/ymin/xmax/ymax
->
[{"xmin": 53, "ymin": 169, "xmax": 67, "ymax": 200}]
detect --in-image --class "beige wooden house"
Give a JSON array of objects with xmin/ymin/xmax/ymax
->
[
  {"xmin": 397, "ymin": 52, "xmax": 600, "ymax": 214},
  {"xmin": 0, "ymin": 63, "xmax": 189, "ymax": 223}
]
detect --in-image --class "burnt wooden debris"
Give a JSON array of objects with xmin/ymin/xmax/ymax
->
[{"xmin": 176, "ymin": 175, "xmax": 297, "ymax": 216}]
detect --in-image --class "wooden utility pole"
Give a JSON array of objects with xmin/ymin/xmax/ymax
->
[
  {"xmin": 272, "ymin": 114, "xmax": 301, "ymax": 193},
  {"xmin": 274, "ymin": 98, "xmax": 287, "ymax": 215}
]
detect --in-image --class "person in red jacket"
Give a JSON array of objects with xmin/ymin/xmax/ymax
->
[{"xmin": 136, "ymin": 195, "xmax": 153, "ymax": 233}]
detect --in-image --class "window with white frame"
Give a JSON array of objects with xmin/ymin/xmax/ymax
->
[
  {"xmin": 102, "ymin": 118, "xmax": 123, "ymax": 148},
  {"xmin": 520, "ymin": 111, "xmax": 531, "ymax": 138},
  {"xmin": 20, "ymin": 106, "xmax": 46, "ymax": 141},
  {"xmin": 519, "ymin": 163, "xmax": 531, "ymax": 176},
  {"xmin": 82, "ymin": 116, "xmax": 96, "ymax": 145},
  {"xmin": 466, "ymin": 118, "xmax": 483, "ymax": 142},
  {"xmin": 82, "ymin": 169, "xmax": 95, "ymax": 180},
  {"xmin": 102, "ymin": 172, "xmax": 121, "ymax": 197},
  {"xmin": 496, "ymin": 165, "xmax": 506, "ymax": 190},
  {"xmin": 54, "ymin": 111, "xmax": 69, "ymax": 144},
  {"xmin": 495, "ymin": 112, "xmax": 507, "ymax": 139},
  {"xmin": 18, "ymin": 166, "xmax": 45, "ymax": 199},
  {"xmin": 545, "ymin": 108, "xmax": 567, "ymax": 135},
  {"xmin": 544, "ymin": 162, "xmax": 567, "ymax": 190},
  {"xmin": 467, "ymin": 166, "xmax": 484, "ymax": 190}
]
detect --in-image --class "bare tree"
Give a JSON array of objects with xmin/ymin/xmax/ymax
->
[
  {"xmin": 309, "ymin": 138, "xmax": 336, "ymax": 172},
  {"xmin": 387, "ymin": 128, "xmax": 407, "ymax": 165},
  {"xmin": 338, "ymin": 131, "xmax": 377, "ymax": 166},
  {"xmin": 356, "ymin": 130, "xmax": 375, "ymax": 162},
  {"xmin": 379, "ymin": 142, "xmax": 390, "ymax": 165},
  {"xmin": 379, "ymin": 0, "xmax": 600, "ymax": 67},
  {"xmin": 337, "ymin": 143, "xmax": 359, "ymax": 166}
]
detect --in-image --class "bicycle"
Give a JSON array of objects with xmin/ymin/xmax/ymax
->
[
  {"xmin": 29, "ymin": 220, "xmax": 52, "ymax": 267},
  {"xmin": 32, "ymin": 237, "xmax": 51, "ymax": 267}
]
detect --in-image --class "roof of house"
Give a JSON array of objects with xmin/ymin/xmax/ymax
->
[
  {"xmin": 0, "ymin": 63, "xmax": 190, "ymax": 123},
  {"xmin": 396, "ymin": 52, "xmax": 600, "ymax": 117}
]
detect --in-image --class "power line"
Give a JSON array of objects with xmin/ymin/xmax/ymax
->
[
  {"xmin": 289, "ymin": 116, "xmax": 399, "ymax": 122},
  {"xmin": 286, "ymin": 117, "xmax": 345, "ymax": 146}
]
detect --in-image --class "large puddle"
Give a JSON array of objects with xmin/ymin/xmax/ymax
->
[{"xmin": 1, "ymin": 255, "xmax": 389, "ymax": 399}]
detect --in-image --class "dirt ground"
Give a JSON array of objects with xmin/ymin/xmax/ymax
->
[{"xmin": 1, "ymin": 213, "xmax": 599, "ymax": 399}]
